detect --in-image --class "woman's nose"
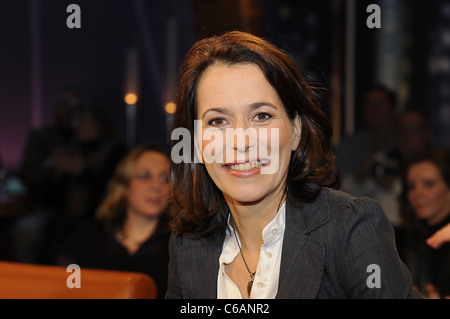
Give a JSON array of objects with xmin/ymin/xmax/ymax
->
[
  {"xmin": 147, "ymin": 178, "xmax": 163, "ymax": 192},
  {"xmin": 231, "ymin": 124, "xmax": 257, "ymax": 153},
  {"xmin": 409, "ymin": 186, "xmax": 424, "ymax": 201}
]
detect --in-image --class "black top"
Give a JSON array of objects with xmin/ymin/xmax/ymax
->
[
  {"xmin": 396, "ymin": 214, "xmax": 450, "ymax": 297},
  {"xmin": 59, "ymin": 219, "xmax": 170, "ymax": 299}
]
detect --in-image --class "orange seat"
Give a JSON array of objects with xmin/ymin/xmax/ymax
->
[{"xmin": 0, "ymin": 261, "xmax": 157, "ymax": 299}]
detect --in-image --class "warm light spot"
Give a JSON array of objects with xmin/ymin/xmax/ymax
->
[
  {"xmin": 124, "ymin": 93, "xmax": 138, "ymax": 105},
  {"xmin": 165, "ymin": 102, "xmax": 176, "ymax": 114}
]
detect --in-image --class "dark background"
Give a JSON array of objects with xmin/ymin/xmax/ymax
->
[{"xmin": 1, "ymin": 0, "xmax": 449, "ymax": 173}]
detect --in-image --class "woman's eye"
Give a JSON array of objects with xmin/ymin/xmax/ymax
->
[
  {"xmin": 254, "ymin": 112, "xmax": 272, "ymax": 121},
  {"xmin": 424, "ymin": 180, "xmax": 436, "ymax": 188},
  {"xmin": 208, "ymin": 118, "xmax": 227, "ymax": 126},
  {"xmin": 160, "ymin": 174, "xmax": 170, "ymax": 184},
  {"xmin": 136, "ymin": 172, "xmax": 150, "ymax": 180}
]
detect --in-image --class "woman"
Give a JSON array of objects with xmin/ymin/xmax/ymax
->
[
  {"xmin": 15, "ymin": 101, "xmax": 128, "ymax": 265},
  {"xmin": 167, "ymin": 31, "xmax": 421, "ymax": 299},
  {"xmin": 396, "ymin": 149, "xmax": 450, "ymax": 298},
  {"xmin": 59, "ymin": 102, "xmax": 128, "ymax": 223},
  {"xmin": 59, "ymin": 143, "xmax": 171, "ymax": 298}
]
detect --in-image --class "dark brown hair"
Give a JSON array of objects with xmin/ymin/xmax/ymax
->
[{"xmin": 170, "ymin": 31, "xmax": 338, "ymax": 239}]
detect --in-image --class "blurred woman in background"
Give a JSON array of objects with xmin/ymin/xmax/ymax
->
[
  {"xmin": 396, "ymin": 148, "xmax": 450, "ymax": 298},
  {"xmin": 59, "ymin": 143, "xmax": 172, "ymax": 298}
]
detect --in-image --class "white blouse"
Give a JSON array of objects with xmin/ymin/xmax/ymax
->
[{"xmin": 217, "ymin": 201, "xmax": 286, "ymax": 299}]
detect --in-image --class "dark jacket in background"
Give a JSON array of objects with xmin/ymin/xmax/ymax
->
[
  {"xmin": 59, "ymin": 220, "xmax": 170, "ymax": 299},
  {"xmin": 396, "ymin": 215, "xmax": 450, "ymax": 297}
]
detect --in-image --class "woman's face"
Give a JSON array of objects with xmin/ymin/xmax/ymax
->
[
  {"xmin": 74, "ymin": 111, "xmax": 100, "ymax": 143},
  {"xmin": 407, "ymin": 161, "xmax": 450, "ymax": 226},
  {"xmin": 395, "ymin": 111, "xmax": 430, "ymax": 158},
  {"xmin": 127, "ymin": 151, "xmax": 171, "ymax": 218},
  {"xmin": 196, "ymin": 63, "xmax": 301, "ymax": 205}
]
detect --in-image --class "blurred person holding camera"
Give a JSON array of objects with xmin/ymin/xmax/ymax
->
[
  {"xmin": 336, "ymin": 100, "xmax": 433, "ymax": 229},
  {"xmin": 335, "ymin": 85, "xmax": 402, "ymax": 227}
]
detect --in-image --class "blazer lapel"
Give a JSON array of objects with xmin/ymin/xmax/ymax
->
[
  {"xmin": 178, "ymin": 192, "xmax": 330, "ymax": 299},
  {"xmin": 276, "ymin": 196, "xmax": 328, "ymax": 299},
  {"xmin": 179, "ymin": 235, "xmax": 222, "ymax": 298}
]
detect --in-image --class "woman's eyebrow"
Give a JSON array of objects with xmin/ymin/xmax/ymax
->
[
  {"xmin": 248, "ymin": 102, "xmax": 278, "ymax": 111},
  {"xmin": 201, "ymin": 102, "xmax": 278, "ymax": 119},
  {"xmin": 201, "ymin": 107, "xmax": 231, "ymax": 119}
]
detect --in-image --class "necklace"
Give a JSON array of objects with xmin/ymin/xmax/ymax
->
[
  {"xmin": 230, "ymin": 217, "xmax": 256, "ymax": 296},
  {"xmin": 116, "ymin": 230, "xmax": 145, "ymax": 251}
]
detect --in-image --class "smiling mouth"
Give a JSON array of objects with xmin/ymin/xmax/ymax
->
[{"xmin": 223, "ymin": 159, "xmax": 270, "ymax": 171}]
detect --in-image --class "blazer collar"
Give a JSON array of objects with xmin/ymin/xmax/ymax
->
[
  {"xmin": 275, "ymin": 190, "xmax": 330, "ymax": 298},
  {"xmin": 285, "ymin": 189, "xmax": 331, "ymax": 235},
  {"xmin": 179, "ymin": 235, "xmax": 222, "ymax": 298},
  {"xmin": 179, "ymin": 189, "xmax": 331, "ymax": 299}
]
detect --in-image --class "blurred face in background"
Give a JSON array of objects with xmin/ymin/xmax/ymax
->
[
  {"xmin": 395, "ymin": 110, "xmax": 431, "ymax": 158},
  {"xmin": 127, "ymin": 151, "xmax": 171, "ymax": 218},
  {"xmin": 407, "ymin": 161, "xmax": 450, "ymax": 226},
  {"xmin": 54, "ymin": 91, "xmax": 81, "ymax": 130},
  {"xmin": 73, "ymin": 110, "xmax": 100, "ymax": 143},
  {"xmin": 362, "ymin": 89, "xmax": 395, "ymax": 130}
]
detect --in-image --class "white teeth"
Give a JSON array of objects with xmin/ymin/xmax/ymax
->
[{"xmin": 228, "ymin": 160, "xmax": 269, "ymax": 171}]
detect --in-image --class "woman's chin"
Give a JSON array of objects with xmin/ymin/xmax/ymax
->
[{"xmin": 223, "ymin": 190, "xmax": 266, "ymax": 205}]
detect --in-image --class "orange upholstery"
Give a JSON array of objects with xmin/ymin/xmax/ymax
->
[{"xmin": 0, "ymin": 261, "xmax": 157, "ymax": 299}]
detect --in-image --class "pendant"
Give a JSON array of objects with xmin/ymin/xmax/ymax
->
[
  {"xmin": 247, "ymin": 280, "xmax": 253, "ymax": 296},
  {"xmin": 247, "ymin": 272, "xmax": 255, "ymax": 296}
]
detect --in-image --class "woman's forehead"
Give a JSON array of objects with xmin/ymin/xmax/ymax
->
[{"xmin": 196, "ymin": 63, "xmax": 282, "ymax": 115}]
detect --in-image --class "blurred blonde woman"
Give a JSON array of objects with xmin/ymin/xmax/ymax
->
[{"xmin": 59, "ymin": 143, "xmax": 172, "ymax": 298}]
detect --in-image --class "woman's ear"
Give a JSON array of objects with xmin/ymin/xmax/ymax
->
[{"xmin": 291, "ymin": 114, "xmax": 302, "ymax": 151}]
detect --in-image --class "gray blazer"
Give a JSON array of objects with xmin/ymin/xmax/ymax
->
[{"xmin": 166, "ymin": 187, "xmax": 422, "ymax": 298}]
